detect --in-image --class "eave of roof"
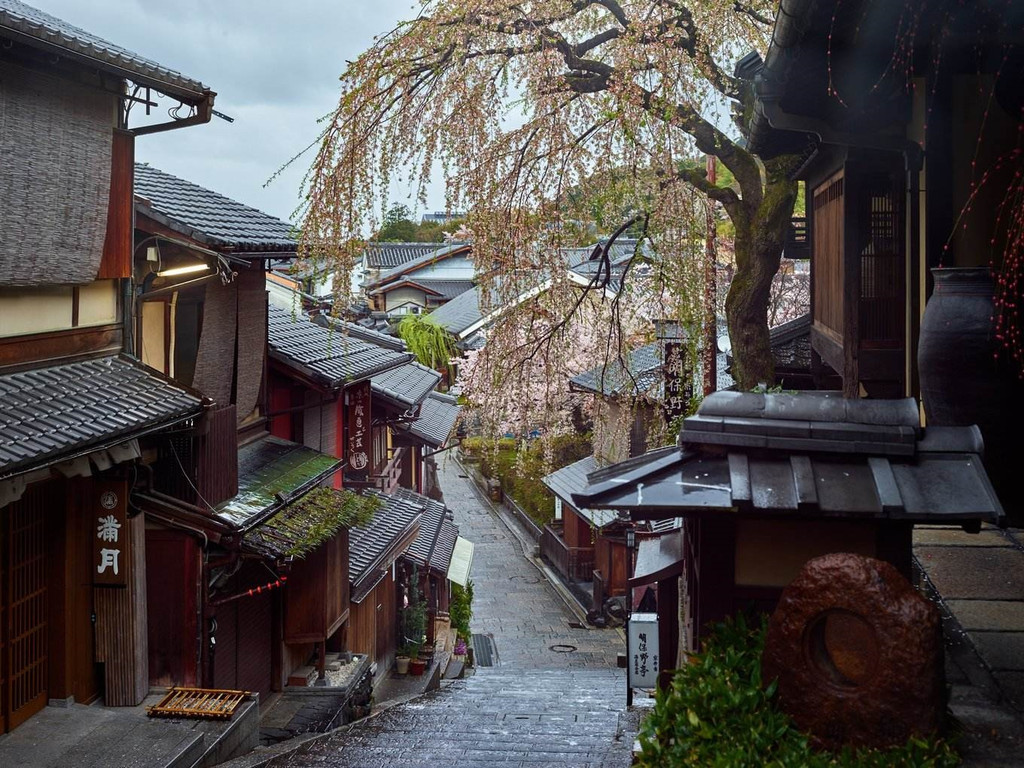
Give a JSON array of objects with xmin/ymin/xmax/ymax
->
[
  {"xmin": 134, "ymin": 164, "xmax": 296, "ymax": 253},
  {"xmin": 572, "ymin": 392, "xmax": 1004, "ymax": 527},
  {"xmin": 0, "ymin": 0, "xmax": 210, "ymax": 103},
  {"xmin": 269, "ymin": 305, "xmax": 412, "ymax": 389},
  {"xmin": 0, "ymin": 354, "xmax": 203, "ymax": 480},
  {"xmin": 215, "ymin": 435, "xmax": 342, "ymax": 530}
]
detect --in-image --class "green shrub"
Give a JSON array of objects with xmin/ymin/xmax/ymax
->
[
  {"xmin": 468, "ymin": 435, "xmax": 592, "ymax": 528},
  {"xmin": 450, "ymin": 580, "xmax": 474, "ymax": 639},
  {"xmin": 636, "ymin": 615, "xmax": 959, "ymax": 768}
]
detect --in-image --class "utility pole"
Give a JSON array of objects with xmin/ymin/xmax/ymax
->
[{"xmin": 703, "ymin": 154, "xmax": 718, "ymax": 396}]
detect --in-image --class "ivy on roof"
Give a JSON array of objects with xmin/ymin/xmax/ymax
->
[{"xmin": 246, "ymin": 487, "xmax": 382, "ymax": 559}]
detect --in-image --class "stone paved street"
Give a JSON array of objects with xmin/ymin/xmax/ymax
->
[{"xmin": 273, "ymin": 454, "xmax": 630, "ymax": 767}]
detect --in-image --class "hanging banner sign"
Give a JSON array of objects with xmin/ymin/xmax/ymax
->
[
  {"xmin": 662, "ymin": 341, "xmax": 692, "ymax": 425},
  {"xmin": 347, "ymin": 380, "xmax": 372, "ymax": 480},
  {"xmin": 628, "ymin": 612, "xmax": 660, "ymax": 689},
  {"xmin": 93, "ymin": 479, "xmax": 130, "ymax": 587}
]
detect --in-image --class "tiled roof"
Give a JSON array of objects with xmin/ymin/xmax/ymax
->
[
  {"xmin": 368, "ymin": 278, "xmax": 473, "ymax": 301},
  {"xmin": 349, "ymin": 490, "xmax": 423, "ymax": 600},
  {"xmin": 364, "ymin": 242, "xmax": 449, "ymax": 269},
  {"xmin": 269, "ymin": 305, "xmax": 412, "ymax": 388},
  {"xmin": 215, "ymin": 435, "xmax": 341, "ymax": 528},
  {"xmin": 0, "ymin": 355, "xmax": 202, "ymax": 479},
  {"xmin": 426, "ymin": 285, "xmax": 482, "ymax": 337},
  {"xmin": 370, "ymin": 362, "xmax": 441, "ymax": 410},
  {"xmin": 430, "ymin": 519, "xmax": 459, "ymax": 575},
  {"xmin": 314, "ymin": 315, "xmax": 408, "ymax": 351},
  {"xmin": 573, "ymin": 392, "xmax": 1004, "ymax": 527},
  {"xmin": 770, "ymin": 313, "xmax": 811, "ymax": 371},
  {"xmin": 543, "ymin": 455, "xmax": 619, "ymax": 528},
  {"xmin": 399, "ymin": 488, "xmax": 453, "ymax": 571},
  {"xmin": 570, "ymin": 343, "xmax": 663, "ymax": 397},
  {"xmin": 0, "ymin": 0, "xmax": 208, "ymax": 100},
  {"xmin": 402, "ymin": 391, "xmax": 461, "ymax": 447},
  {"xmin": 244, "ymin": 488, "xmax": 380, "ymax": 559},
  {"xmin": 134, "ymin": 164, "xmax": 295, "ymax": 252},
  {"xmin": 571, "ymin": 342, "xmax": 734, "ymax": 398},
  {"xmin": 369, "ymin": 242, "xmax": 470, "ymax": 286}
]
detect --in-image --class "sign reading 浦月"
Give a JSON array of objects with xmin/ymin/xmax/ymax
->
[{"xmin": 93, "ymin": 480, "xmax": 129, "ymax": 587}]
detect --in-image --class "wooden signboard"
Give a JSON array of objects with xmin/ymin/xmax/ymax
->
[
  {"xmin": 662, "ymin": 341, "xmax": 692, "ymax": 425},
  {"xmin": 347, "ymin": 381, "xmax": 372, "ymax": 480},
  {"xmin": 92, "ymin": 479, "xmax": 130, "ymax": 587},
  {"xmin": 627, "ymin": 612, "xmax": 660, "ymax": 689}
]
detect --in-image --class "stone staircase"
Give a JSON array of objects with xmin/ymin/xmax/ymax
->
[{"xmin": 274, "ymin": 666, "xmax": 632, "ymax": 767}]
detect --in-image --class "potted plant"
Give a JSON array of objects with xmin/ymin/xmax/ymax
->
[
  {"xmin": 453, "ymin": 637, "xmax": 468, "ymax": 659},
  {"xmin": 400, "ymin": 567, "xmax": 428, "ymax": 674},
  {"xmin": 409, "ymin": 645, "xmax": 426, "ymax": 676},
  {"xmin": 395, "ymin": 644, "xmax": 412, "ymax": 675}
]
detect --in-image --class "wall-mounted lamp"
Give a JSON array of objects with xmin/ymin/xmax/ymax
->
[{"xmin": 156, "ymin": 262, "xmax": 211, "ymax": 278}]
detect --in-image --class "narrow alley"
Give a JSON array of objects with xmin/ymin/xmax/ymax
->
[{"xmin": 273, "ymin": 455, "xmax": 632, "ymax": 767}]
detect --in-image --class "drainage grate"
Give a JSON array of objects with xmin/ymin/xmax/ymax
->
[{"xmin": 472, "ymin": 634, "xmax": 497, "ymax": 666}]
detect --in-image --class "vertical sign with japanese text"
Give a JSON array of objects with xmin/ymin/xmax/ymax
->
[
  {"xmin": 628, "ymin": 612, "xmax": 660, "ymax": 689},
  {"xmin": 662, "ymin": 341, "xmax": 692, "ymax": 425},
  {"xmin": 93, "ymin": 479, "xmax": 130, "ymax": 587},
  {"xmin": 347, "ymin": 381, "xmax": 372, "ymax": 480}
]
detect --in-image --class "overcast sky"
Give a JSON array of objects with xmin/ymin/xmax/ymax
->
[{"xmin": 35, "ymin": 0, "xmax": 442, "ymax": 225}]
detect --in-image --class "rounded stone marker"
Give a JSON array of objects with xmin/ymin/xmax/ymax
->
[{"xmin": 762, "ymin": 553, "xmax": 943, "ymax": 751}]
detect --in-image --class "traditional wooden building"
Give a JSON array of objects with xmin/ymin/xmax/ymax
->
[
  {"xmin": 0, "ymin": 0, "xmax": 214, "ymax": 731},
  {"xmin": 397, "ymin": 488, "xmax": 461, "ymax": 645},
  {"xmin": 364, "ymin": 242, "xmax": 474, "ymax": 316},
  {"xmin": 741, "ymin": 0, "xmax": 1024, "ymax": 516},
  {"xmin": 347, "ymin": 492, "xmax": 423, "ymax": 682},
  {"xmin": 574, "ymin": 392, "xmax": 1004, "ymax": 655},
  {"xmin": 127, "ymin": 166, "xmax": 382, "ymax": 699}
]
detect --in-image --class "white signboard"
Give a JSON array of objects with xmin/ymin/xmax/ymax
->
[{"xmin": 628, "ymin": 612, "xmax": 660, "ymax": 689}]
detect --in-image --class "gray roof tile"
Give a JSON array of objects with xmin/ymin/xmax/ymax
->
[
  {"xmin": 402, "ymin": 391, "xmax": 461, "ymax": 447},
  {"xmin": 370, "ymin": 362, "xmax": 441, "ymax": 409},
  {"xmin": 398, "ymin": 488, "xmax": 454, "ymax": 572},
  {"xmin": 543, "ymin": 455, "xmax": 619, "ymax": 528},
  {"xmin": 426, "ymin": 285, "xmax": 482, "ymax": 337},
  {"xmin": 314, "ymin": 315, "xmax": 408, "ymax": 351},
  {"xmin": 369, "ymin": 242, "xmax": 471, "ymax": 286},
  {"xmin": 0, "ymin": 0, "xmax": 208, "ymax": 99},
  {"xmin": 364, "ymin": 242, "xmax": 450, "ymax": 269},
  {"xmin": 572, "ymin": 393, "xmax": 1003, "ymax": 526},
  {"xmin": 572, "ymin": 342, "xmax": 734, "ymax": 398},
  {"xmin": 349, "ymin": 490, "xmax": 423, "ymax": 596},
  {"xmin": 369, "ymin": 278, "xmax": 473, "ymax": 301},
  {"xmin": 0, "ymin": 355, "xmax": 202, "ymax": 479},
  {"xmin": 135, "ymin": 164, "xmax": 295, "ymax": 251},
  {"xmin": 269, "ymin": 305, "xmax": 412, "ymax": 387}
]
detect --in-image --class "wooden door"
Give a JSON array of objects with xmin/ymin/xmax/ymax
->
[{"xmin": 1, "ymin": 485, "xmax": 51, "ymax": 731}]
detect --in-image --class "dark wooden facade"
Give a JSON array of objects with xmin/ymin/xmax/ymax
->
[
  {"xmin": 348, "ymin": 574, "xmax": 398, "ymax": 680},
  {"xmin": 807, "ymin": 150, "xmax": 907, "ymax": 397},
  {"xmin": 285, "ymin": 530, "xmax": 351, "ymax": 644}
]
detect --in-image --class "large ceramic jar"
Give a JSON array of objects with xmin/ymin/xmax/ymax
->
[{"xmin": 918, "ymin": 267, "xmax": 1022, "ymax": 522}]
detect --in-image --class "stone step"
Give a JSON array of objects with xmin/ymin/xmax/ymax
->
[{"xmin": 50, "ymin": 714, "xmax": 205, "ymax": 768}]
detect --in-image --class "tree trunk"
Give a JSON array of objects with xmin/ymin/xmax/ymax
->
[{"xmin": 726, "ymin": 165, "xmax": 798, "ymax": 390}]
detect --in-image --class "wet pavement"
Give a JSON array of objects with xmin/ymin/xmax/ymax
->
[{"xmin": 271, "ymin": 453, "xmax": 630, "ymax": 767}]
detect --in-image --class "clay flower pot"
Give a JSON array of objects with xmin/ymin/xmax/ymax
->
[{"xmin": 409, "ymin": 658, "xmax": 427, "ymax": 676}]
